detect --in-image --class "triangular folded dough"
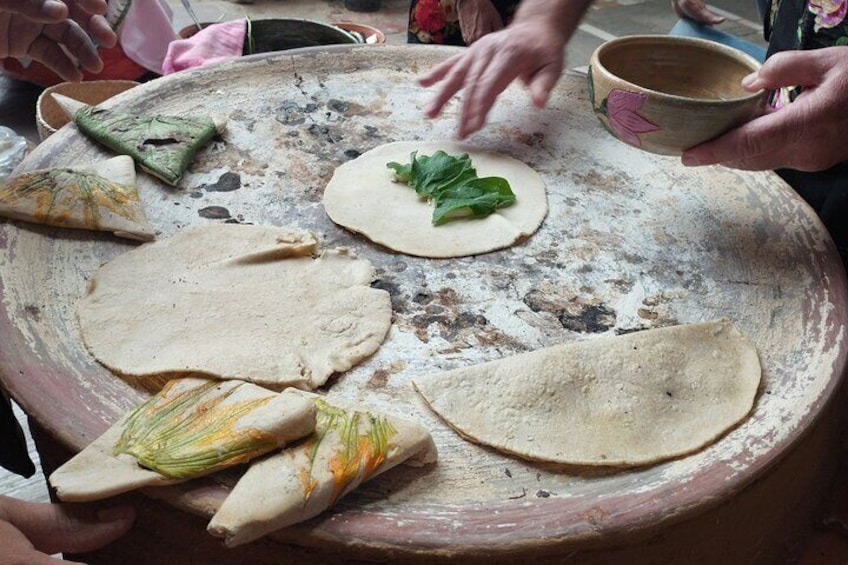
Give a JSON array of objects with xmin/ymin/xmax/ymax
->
[
  {"xmin": 49, "ymin": 378, "xmax": 317, "ymax": 502},
  {"xmin": 207, "ymin": 390, "xmax": 437, "ymax": 547},
  {"xmin": 0, "ymin": 155, "xmax": 154, "ymax": 241},
  {"xmin": 414, "ymin": 319, "xmax": 761, "ymax": 467},
  {"xmin": 52, "ymin": 93, "xmax": 226, "ymax": 186}
]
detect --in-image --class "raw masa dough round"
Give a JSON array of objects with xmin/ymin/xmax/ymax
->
[
  {"xmin": 322, "ymin": 141, "xmax": 548, "ymax": 258},
  {"xmin": 414, "ymin": 320, "xmax": 761, "ymax": 467},
  {"xmin": 77, "ymin": 224, "xmax": 392, "ymax": 390}
]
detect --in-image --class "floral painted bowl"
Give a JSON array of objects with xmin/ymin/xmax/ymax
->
[{"xmin": 588, "ymin": 35, "xmax": 764, "ymax": 155}]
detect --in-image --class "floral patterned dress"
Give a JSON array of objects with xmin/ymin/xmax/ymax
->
[
  {"xmin": 759, "ymin": 0, "xmax": 848, "ymax": 263},
  {"xmin": 407, "ymin": 0, "xmax": 520, "ymax": 45}
]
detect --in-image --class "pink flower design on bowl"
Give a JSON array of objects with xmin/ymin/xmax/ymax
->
[{"xmin": 597, "ymin": 89, "xmax": 660, "ymax": 148}]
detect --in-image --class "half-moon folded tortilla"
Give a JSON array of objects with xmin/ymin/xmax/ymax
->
[
  {"xmin": 207, "ymin": 390, "xmax": 437, "ymax": 547},
  {"xmin": 49, "ymin": 377, "xmax": 317, "ymax": 502},
  {"xmin": 323, "ymin": 141, "xmax": 548, "ymax": 258},
  {"xmin": 414, "ymin": 320, "xmax": 761, "ymax": 467},
  {"xmin": 0, "ymin": 155, "xmax": 154, "ymax": 241},
  {"xmin": 77, "ymin": 224, "xmax": 392, "ymax": 390}
]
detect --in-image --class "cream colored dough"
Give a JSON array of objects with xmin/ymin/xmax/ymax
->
[
  {"xmin": 322, "ymin": 141, "xmax": 548, "ymax": 258},
  {"xmin": 77, "ymin": 224, "xmax": 392, "ymax": 390},
  {"xmin": 414, "ymin": 320, "xmax": 761, "ymax": 467}
]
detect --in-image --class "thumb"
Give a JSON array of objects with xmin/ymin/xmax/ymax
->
[
  {"xmin": 742, "ymin": 50, "xmax": 830, "ymax": 91},
  {"xmin": 0, "ymin": 0, "xmax": 68, "ymax": 22},
  {"xmin": 5, "ymin": 497, "xmax": 135, "ymax": 555}
]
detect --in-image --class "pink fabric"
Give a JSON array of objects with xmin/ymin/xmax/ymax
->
[
  {"xmin": 162, "ymin": 20, "xmax": 247, "ymax": 74},
  {"xmin": 117, "ymin": 0, "xmax": 176, "ymax": 74}
]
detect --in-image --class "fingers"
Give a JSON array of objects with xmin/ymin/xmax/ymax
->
[
  {"xmin": 526, "ymin": 60, "xmax": 563, "ymax": 108},
  {"xmin": 4, "ymin": 497, "xmax": 135, "ymax": 556},
  {"xmin": 422, "ymin": 56, "xmax": 471, "ymax": 118},
  {"xmin": 459, "ymin": 44, "xmax": 522, "ymax": 137},
  {"xmin": 742, "ymin": 49, "xmax": 833, "ymax": 91},
  {"xmin": 42, "ymin": 19, "xmax": 102, "ymax": 71},
  {"xmin": 671, "ymin": 0, "xmax": 725, "ymax": 25},
  {"xmin": 66, "ymin": 2, "xmax": 116, "ymax": 48},
  {"xmin": 0, "ymin": 0, "xmax": 67, "ymax": 22}
]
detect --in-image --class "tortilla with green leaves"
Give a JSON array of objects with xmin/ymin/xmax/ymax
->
[
  {"xmin": 49, "ymin": 377, "xmax": 317, "ymax": 502},
  {"xmin": 0, "ymin": 155, "xmax": 154, "ymax": 241},
  {"xmin": 51, "ymin": 92, "xmax": 225, "ymax": 186},
  {"xmin": 207, "ymin": 390, "xmax": 437, "ymax": 547},
  {"xmin": 323, "ymin": 141, "xmax": 547, "ymax": 258}
]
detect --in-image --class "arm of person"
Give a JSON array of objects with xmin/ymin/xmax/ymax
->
[
  {"xmin": 419, "ymin": 0, "xmax": 593, "ymax": 138},
  {"xmin": 457, "ymin": 0, "xmax": 505, "ymax": 46},
  {"xmin": 681, "ymin": 47, "xmax": 848, "ymax": 172},
  {"xmin": 0, "ymin": 494, "xmax": 135, "ymax": 565}
]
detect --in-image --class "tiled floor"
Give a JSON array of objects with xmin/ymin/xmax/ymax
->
[{"xmin": 3, "ymin": 1, "xmax": 847, "ymax": 563}]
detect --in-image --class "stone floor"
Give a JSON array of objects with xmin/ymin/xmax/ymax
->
[{"xmin": 3, "ymin": 1, "xmax": 848, "ymax": 563}]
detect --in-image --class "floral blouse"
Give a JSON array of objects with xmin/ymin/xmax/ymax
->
[
  {"xmin": 407, "ymin": 0, "xmax": 520, "ymax": 45},
  {"xmin": 760, "ymin": 0, "xmax": 848, "ymax": 104}
]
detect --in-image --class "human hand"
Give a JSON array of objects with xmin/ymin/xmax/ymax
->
[
  {"xmin": 682, "ymin": 47, "xmax": 848, "ymax": 172},
  {"xmin": 0, "ymin": 8, "xmax": 117, "ymax": 80},
  {"xmin": 420, "ymin": 20, "xmax": 567, "ymax": 138},
  {"xmin": 0, "ymin": 494, "xmax": 135, "ymax": 564},
  {"xmin": 0, "ymin": 0, "xmax": 104, "ymax": 23},
  {"xmin": 0, "ymin": 0, "xmax": 116, "ymax": 81},
  {"xmin": 458, "ymin": 0, "xmax": 504, "ymax": 45},
  {"xmin": 671, "ymin": 0, "xmax": 725, "ymax": 25}
]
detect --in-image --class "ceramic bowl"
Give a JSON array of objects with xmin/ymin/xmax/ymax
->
[
  {"xmin": 587, "ymin": 35, "xmax": 764, "ymax": 155},
  {"xmin": 332, "ymin": 21, "xmax": 386, "ymax": 44}
]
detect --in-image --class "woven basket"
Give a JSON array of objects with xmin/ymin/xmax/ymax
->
[{"xmin": 36, "ymin": 80, "xmax": 139, "ymax": 141}]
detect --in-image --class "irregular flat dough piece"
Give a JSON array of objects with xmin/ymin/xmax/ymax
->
[
  {"xmin": 414, "ymin": 320, "xmax": 761, "ymax": 467},
  {"xmin": 49, "ymin": 378, "xmax": 316, "ymax": 502},
  {"xmin": 323, "ymin": 141, "xmax": 547, "ymax": 258},
  {"xmin": 0, "ymin": 155, "xmax": 154, "ymax": 241},
  {"xmin": 77, "ymin": 224, "xmax": 391, "ymax": 389},
  {"xmin": 208, "ymin": 390, "xmax": 438, "ymax": 547}
]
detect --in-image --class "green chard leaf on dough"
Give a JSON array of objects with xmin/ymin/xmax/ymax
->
[
  {"xmin": 74, "ymin": 106, "xmax": 218, "ymax": 186},
  {"xmin": 387, "ymin": 150, "xmax": 516, "ymax": 225}
]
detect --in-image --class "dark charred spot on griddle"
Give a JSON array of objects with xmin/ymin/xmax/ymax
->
[
  {"xmin": 504, "ymin": 468, "xmax": 512, "ymax": 478},
  {"xmin": 558, "ymin": 303, "xmax": 617, "ymax": 333},
  {"xmin": 523, "ymin": 289, "xmax": 562, "ymax": 314},
  {"xmin": 371, "ymin": 279, "xmax": 405, "ymax": 312},
  {"xmin": 24, "ymin": 304, "xmax": 41, "ymax": 321},
  {"xmin": 306, "ymin": 123, "xmax": 343, "ymax": 144},
  {"xmin": 535, "ymin": 490, "xmax": 552, "ymax": 498},
  {"xmin": 364, "ymin": 125, "xmax": 380, "ymax": 139},
  {"xmin": 189, "ymin": 190, "xmax": 204, "ymax": 199},
  {"xmin": 413, "ymin": 292, "xmax": 433, "ymax": 305},
  {"xmin": 327, "ymin": 99, "xmax": 350, "ymax": 113},
  {"xmin": 276, "ymin": 101, "xmax": 315, "ymax": 126},
  {"xmin": 343, "ymin": 149, "xmax": 361, "ymax": 160},
  {"xmin": 200, "ymin": 172, "xmax": 241, "ymax": 193},
  {"xmin": 198, "ymin": 206, "xmax": 231, "ymax": 220},
  {"xmin": 366, "ymin": 368, "xmax": 390, "ymax": 390}
]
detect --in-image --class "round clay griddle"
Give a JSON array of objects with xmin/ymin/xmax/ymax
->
[{"xmin": 1, "ymin": 45, "xmax": 846, "ymax": 562}]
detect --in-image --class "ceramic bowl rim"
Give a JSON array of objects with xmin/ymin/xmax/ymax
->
[{"xmin": 590, "ymin": 34, "xmax": 764, "ymax": 106}]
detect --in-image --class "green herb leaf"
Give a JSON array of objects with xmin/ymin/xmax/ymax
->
[{"xmin": 387, "ymin": 151, "xmax": 515, "ymax": 225}]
